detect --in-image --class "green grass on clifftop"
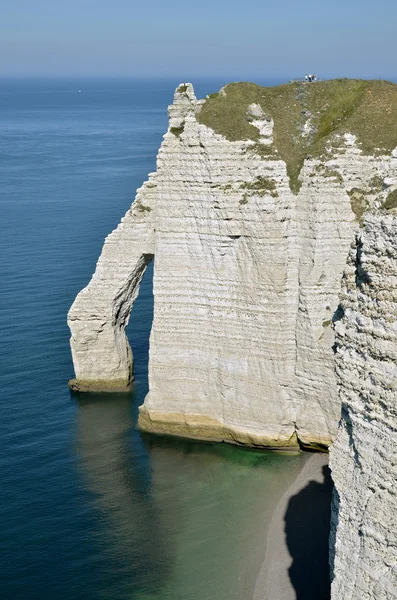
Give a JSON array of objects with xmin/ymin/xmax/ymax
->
[{"xmin": 197, "ymin": 79, "xmax": 397, "ymax": 193}]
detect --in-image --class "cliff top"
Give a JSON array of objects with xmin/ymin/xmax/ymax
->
[{"xmin": 197, "ymin": 79, "xmax": 397, "ymax": 192}]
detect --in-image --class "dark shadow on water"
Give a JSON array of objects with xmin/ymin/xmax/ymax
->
[
  {"xmin": 73, "ymin": 391, "xmax": 173, "ymax": 597},
  {"xmin": 284, "ymin": 464, "xmax": 333, "ymax": 600}
]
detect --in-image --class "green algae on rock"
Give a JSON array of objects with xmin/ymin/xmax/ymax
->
[{"xmin": 68, "ymin": 378, "xmax": 133, "ymax": 393}]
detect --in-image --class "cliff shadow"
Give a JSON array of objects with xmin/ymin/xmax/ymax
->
[
  {"xmin": 328, "ymin": 486, "xmax": 340, "ymax": 584},
  {"xmin": 284, "ymin": 464, "xmax": 333, "ymax": 600}
]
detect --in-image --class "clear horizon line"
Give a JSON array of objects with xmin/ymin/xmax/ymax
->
[{"xmin": 0, "ymin": 73, "xmax": 396, "ymax": 80}]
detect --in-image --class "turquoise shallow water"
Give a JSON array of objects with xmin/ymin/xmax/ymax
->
[{"xmin": 0, "ymin": 77, "xmax": 309, "ymax": 600}]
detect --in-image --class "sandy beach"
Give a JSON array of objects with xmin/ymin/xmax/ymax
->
[{"xmin": 254, "ymin": 452, "xmax": 332, "ymax": 600}]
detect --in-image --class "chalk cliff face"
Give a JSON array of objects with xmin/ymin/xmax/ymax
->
[
  {"xmin": 68, "ymin": 80, "xmax": 397, "ymax": 453},
  {"xmin": 330, "ymin": 215, "xmax": 397, "ymax": 599},
  {"xmin": 68, "ymin": 79, "xmax": 397, "ymax": 596},
  {"xmin": 68, "ymin": 180, "xmax": 155, "ymax": 392}
]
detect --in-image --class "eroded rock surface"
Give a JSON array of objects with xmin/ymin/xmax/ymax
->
[
  {"xmin": 330, "ymin": 215, "xmax": 397, "ymax": 599},
  {"xmin": 68, "ymin": 82, "xmax": 396, "ymax": 452},
  {"xmin": 68, "ymin": 184, "xmax": 156, "ymax": 391},
  {"xmin": 68, "ymin": 80, "xmax": 397, "ymax": 598}
]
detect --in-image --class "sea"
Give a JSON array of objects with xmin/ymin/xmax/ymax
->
[{"xmin": 0, "ymin": 77, "xmax": 317, "ymax": 600}]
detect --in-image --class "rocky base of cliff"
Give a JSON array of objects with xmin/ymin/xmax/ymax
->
[
  {"xmin": 68, "ymin": 378, "xmax": 133, "ymax": 393},
  {"xmin": 138, "ymin": 407, "xmax": 331, "ymax": 451}
]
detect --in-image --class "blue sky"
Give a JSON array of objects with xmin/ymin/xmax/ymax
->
[{"xmin": 1, "ymin": 0, "xmax": 396, "ymax": 78}]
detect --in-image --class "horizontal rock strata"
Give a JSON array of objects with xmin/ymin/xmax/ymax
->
[
  {"xmin": 68, "ymin": 188, "xmax": 155, "ymax": 391},
  {"xmin": 330, "ymin": 215, "xmax": 397, "ymax": 599},
  {"xmin": 68, "ymin": 81, "xmax": 397, "ymax": 452}
]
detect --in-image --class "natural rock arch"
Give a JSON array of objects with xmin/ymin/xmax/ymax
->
[
  {"xmin": 68, "ymin": 189, "xmax": 156, "ymax": 392},
  {"xmin": 68, "ymin": 82, "xmax": 357, "ymax": 449}
]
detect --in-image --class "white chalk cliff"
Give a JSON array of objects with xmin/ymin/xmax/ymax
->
[
  {"xmin": 330, "ymin": 214, "xmax": 397, "ymax": 599},
  {"xmin": 68, "ymin": 80, "xmax": 397, "ymax": 597}
]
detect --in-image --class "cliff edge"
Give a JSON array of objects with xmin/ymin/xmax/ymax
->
[
  {"xmin": 68, "ymin": 79, "xmax": 397, "ymax": 453},
  {"xmin": 68, "ymin": 78, "xmax": 397, "ymax": 598}
]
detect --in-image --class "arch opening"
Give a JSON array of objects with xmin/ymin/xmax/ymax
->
[{"xmin": 126, "ymin": 258, "xmax": 154, "ymax": 397}]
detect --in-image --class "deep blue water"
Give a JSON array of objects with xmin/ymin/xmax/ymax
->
[{"xmin": 0, "ymin": 77, "xmax": 308, "ymax": 600}]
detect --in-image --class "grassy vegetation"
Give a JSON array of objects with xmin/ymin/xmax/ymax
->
[
  {"xmin": 369, "ymin": 175, "xmax": 384, "ymax": 191},
  {"xmin": 177, "ymin": 84, "xmax": 188, "ymax": 94},
  {"xmin": 312, "ymin": 80, "xmax": 366, "ymax": 141},
  {"xmin": 383, "ymin": 189, "xmax": 397, "ymax": 210},
  {"xmin": 347, "ymin": 188, "xmax": 368, "ymax": 224},
  {"xmin": 135, "ymin": 201, "xmax": 152, "ymax": 213},
  {"xmin": 197, "ymin": 79, "xmax": 397, "ymax": 193},
  {"xmin": 249, "ymin": 142, "xmax": 278, "ymax": 159},
  {"xmin": 241, "ymin": 176, "xmax": 278, "ymax": 197},
  {"xmin": 214, "ymin": 183, "xmax": 233, "ymax": 191},
  {"xmin": 170, "ymin": 122, "xmax": 185, "ymax": 137},
  {"xmin": 316, "ymin": 164, "xmax": 344, "ymax": 183}
]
